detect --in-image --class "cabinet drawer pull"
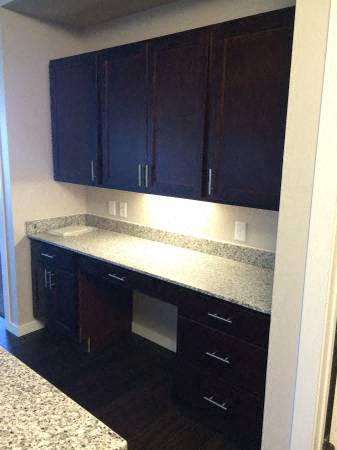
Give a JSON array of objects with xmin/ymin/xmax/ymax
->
[
  {"xmin": 203, "ymin": 395, "xmax": 228, "ymax": 411},
  {"xmin": 208, "ymin": 168, "xmax": 213, "ymax": 196},
  {"xmin": 207, "ymin": 312, "xmax": 233, "ymax": 324},
  {"xmin": 145, "ymin": 164, "xmax": 149, "ymax": 188},
  {"xmin": 91, "ymin": 160, "xmax": 95, "ymax": 182},
  {"xmin": 108, "ymin": 273, "xmax": 125, "ymax": 283},
  {"xmin": 41, "ymin": 253, "xmax": 54, "ymax": 259},
  {"xmin": 205, "ymin": 351, "xmax": 231, "ymax": 365},
  {"xmin": 49, "ymin": 272, "xmax": 56, "ymax": 289},
  {"xmin": 138, "ymin": 164, "xmax": 142, "ymax": 188},
  {"xmin": 44, "ymin": 268, "xmax": 48, "ymax": 289}
]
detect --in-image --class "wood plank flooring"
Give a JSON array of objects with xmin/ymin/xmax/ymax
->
[{"xmin": 0, "ymin": 318, "xmax": 246, "ymax": 450}]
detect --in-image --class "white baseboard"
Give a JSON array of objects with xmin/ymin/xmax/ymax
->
[
  {"xmin": 6, "ymin": 319, "xmax": 45, "ymax": 337},
  {"xmin": 132, "ymin": 322, "xmax": 176, "ymax": 353}
]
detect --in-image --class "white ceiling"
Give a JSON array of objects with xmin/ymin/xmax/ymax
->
[{"xmin": 2, "ymin": 0, "xmax": 179, "ymax": 30}]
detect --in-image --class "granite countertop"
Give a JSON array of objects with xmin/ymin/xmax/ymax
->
[
  {"xmin": 29, "ymin": 228, "xmax": 274, "ymax": 314},
  {"xmin": 0, "ymin": 346, "xmax": 127, "ymax": 450}
]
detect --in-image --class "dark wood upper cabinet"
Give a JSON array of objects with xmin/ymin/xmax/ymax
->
[
  {"xmin": 147, "ymin": 29, "xmax": 209, "ymax": 199},
  {"xmin": 49, "ymin": 8, "xmax": 294, "ymax": 210},
  {"xmin": 100, "ymin": 43, "xmax": 149, "ymax": 191},
  {"xmin": 50, "ymin": 53, "xmax": 99, "ymax": 185},
  {"xmin": 206, "ymin": 9, "xmax": 294, "ymax": 210}
]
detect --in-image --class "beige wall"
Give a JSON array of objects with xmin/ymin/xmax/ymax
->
[
  {"xmin": 84, "ymin": 0, "xmax": 295, "ymax": 253},
  {"xmin": 288, "ymin": 0, "xmax": 337, "ymax": 447},
  {"xmin": 0, "ymin": 9, "xmax": 87, "ymax": 326},
  {"xmin": 132, "ymin": 292, "xmax": 177, "ymax": 352},
  {"xmin": 87, "ymin": 188, "xmax": 279, "ymax": 251},
  {"xmin": 262, "ymin": 0, "xmax": 337, "ymax": 448},
  {"xmin": 83, "ymin": 0, "xmax": 295, "ymax": 50}
]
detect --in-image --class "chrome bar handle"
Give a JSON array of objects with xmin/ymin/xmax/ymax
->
[
  {"xmin": 91, "ymin": 160, "xmax": 95, "ymax": 182},
  {"xmin": 203, "ymin": 396, "xmax": 228, "ymax": 411},
  {"xmin": 208, "ymin": 168, "xmax": 213, "ymax": 196},
  {"xmin": 205, "ymin": 351, "xmax": 231, "ymax": 365},
  {"xmin": 108, "ymin": 273, "xmax": 125, "ymax": 283},
  {"xmin": 145, "ymin": 164, "xmax": 149, "ymax": 189},
  {"xmin": 138, "ymin": 164, "xmax": 142, "ymax": 188},
  {"xmin": 49, "ymin": 272, "xmax": 56, "ymax": 289},
  {"xmin": 207, "ymin": 312, "xmax": 233, "ymax": 325},
  {"xmin": 44, "ymin": 268, "xmax": 48, "ymax": 289},
  {"xmin": 41, "ymin": 253, "xmax": 54, "ymax": 259}
]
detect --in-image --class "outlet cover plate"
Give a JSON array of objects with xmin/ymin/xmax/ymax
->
[
  {"xmin": 108, "ymin": 201, "xmax": 117, "ymax": 216},
  {"xmin": 119, "ymin": 202, "xmax": 128, "ymax": 218},
  {"xmin": 234, "ymin": 221, "xmax": 247, "ymax": 242}
]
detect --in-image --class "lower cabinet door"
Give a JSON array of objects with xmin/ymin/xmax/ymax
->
[
  {"xmin": 173, "ymin": 360, "xmax": 264, "ymax": 448},
  {"xmin": 177, "ymin": 317, "xmax": 268, "ymax": 396},
  {"xmin": 32, "ymin": 261, "xmax": 50, "ymax": 320},
  {"xmin": 48, "ymin": 270, "xmax": 78, "ymax": 337},
  {"xmin": 78, "ymin": 271, "xmax": 133, "ymax": 351}
]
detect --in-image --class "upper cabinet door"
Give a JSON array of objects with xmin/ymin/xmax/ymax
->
[
  {"xmin": 148, "ymin": 29, "xmax": 209, "ymax": 199},
  {"xmin": 100, "ymin": 43, "xmax": 148, "ymax": 192},
  {"xmin": 206, "ymin": 9, "xmax": 294, "ymax": 210},
  {"xmin": 50, "ymin": 53, "xmax": 99, "ymax": 185}
]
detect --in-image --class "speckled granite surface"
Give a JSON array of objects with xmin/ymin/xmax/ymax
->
[
  {"xmin": 86, "ymin": 215, "xmax": 275, "ymax": 269},
  {"xmin": 28, "ymin": 229, "xmax": 274, "ymax": 314},
  {"xmin": 26, "ymin": 214, "xmax": 275, "ymax": 269},
  {"xmin": 0, "ymin": 346, "xmax": 127, "ymax": 450},
  {"xmin": 26, "ymin": 214, "xmax": 86, "ymax": 235}
]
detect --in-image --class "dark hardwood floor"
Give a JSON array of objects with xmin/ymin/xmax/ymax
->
[{"xmin": 0, "ymin": 318, "xmax": 246, "ymax": 450}]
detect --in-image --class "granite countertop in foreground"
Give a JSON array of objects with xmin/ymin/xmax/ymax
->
[
  {"xmin": 28, "ymin": 228, "xmax": 274, "ymax": 314},
  {"xmin": 0, "ymin": 346, "xmax": 127, "ymax": 450}
]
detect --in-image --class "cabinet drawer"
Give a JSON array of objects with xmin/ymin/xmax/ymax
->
[
  {"xmin": 31, "ymin": 240, "xmax": 76, "ymax": 273},
  {"xmin": 178, "ymin": 290, "xmax": 270, "ymax": 348},
  {"xmin": 174, "ymin": 361, "xmax": 263, "ymax": 446},
  {"xmin": 177, "ymin": 317, "xmax": 267, "ymax": 395},
  {"xmin": 77, "ymin": 255, "xmax": 155, "ymax": 296}
]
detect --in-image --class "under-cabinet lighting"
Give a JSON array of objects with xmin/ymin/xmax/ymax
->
[{"xmin": 143, "ymin": 195, "xmax": 217, "ymax": 238}]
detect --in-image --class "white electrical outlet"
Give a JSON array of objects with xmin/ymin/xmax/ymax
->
[
  {"xmin": 108, "ymin": 201, "xmax": 117, "ymax": 216},
  {"xmin": 234, "ymin": 221, "xmax": 247, "ymax": 242},
  {"xmin": 119, "ymin": 202, "xmax": 128, "ymax": 218}
]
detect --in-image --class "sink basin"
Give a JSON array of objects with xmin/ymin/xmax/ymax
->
[{"xmin": 48, "ymin": 225, "xmax": 96, "ymax": 237}]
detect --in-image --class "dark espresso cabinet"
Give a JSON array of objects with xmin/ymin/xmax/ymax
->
[
  {"xmin": 174, "ymin": 295, "xmax": 270, "ymax": 449},
  {"xmin": 50, "ymin": 53, "xmax": 99, "ymax": 185},
  {"xmin": 100, "ymin": 43, "xmax": 149, "ymax": 191},
  {"xmin": 31, "ymin": 240, "xmax": 133, "ymax": 347},
  {"xmin": 147, "ymin": 29, "xmax": 208, "ymax": 199},
  {"xmin": 49, "ymin": 8, "xmax": 294, "ymax": 210},
  {"xmin": 30, "ymin": 238, "xmax": 270, "ymax": 447},
  {"xmin": 77, "ymin": 256, "xmax": 133, "ymax": 351},
  {"xmin": 206, "ymin": 10, "xmax": 293, "ymax": 209},
  {"xmin": 31, "ymin": 241, "xmax": 78, "ymax": 337},
  {"xmin": 32, "ymin": 258, "xmax": 51, "ymax": 320},
  {"xmin": 51, "ymin": 271, "xmax": 78, "ymax": 336}
]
